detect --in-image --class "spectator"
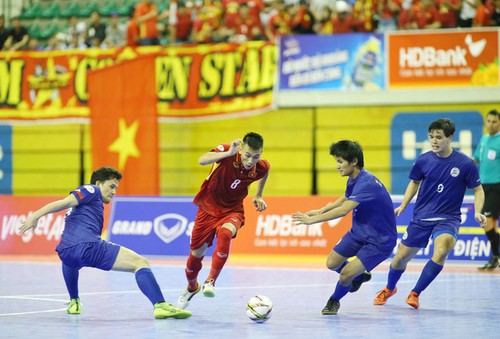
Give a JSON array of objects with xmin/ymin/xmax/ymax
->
[
  {"xmin": 265, "ymin": 0, "xmax": 292, "ymax": 42},
  {"xmin": 290, "ymin": 0, "xmax": 316, "ymax": 34},
  {"xmin": 67, "ymin": 33, "xmax": 87, "ymax": 50},
  {"xmin": 105, "ymin": 13, "xmax": 126, "ymax": 47},
  {"xmin": 126, "ymin": 6, "xmax": 140, "ymax": 47},
  {"xmin": 86, "ymin": 11, "xmax": 107, "ymax": 47},
  {"xmin": 4, "ymin": 16, "xmax": 29, "ymax": 51},
  {"xmin": 353, "ymin": 0, "xmax": 377, "ymax": 32},
  {"xmin": 412, "ymin": 0, "xmax": 442, "ymax": 29},
  {"xmin": 135, "ymin": 0, "xmax": 169, "ymax": 45},
  {"xmin": 191, "ymin": 4, "xmax": 223, "ymax": 43},
  {"xmin": 492, "ymin": 0, "xmax": 500, "ymax": 25},
  {"xmin": 46, "ymin": 32, "xmax": 67, "ymax": 51},
  {"xmin": 169, "ymin": 1, "xmax": 193, "ymax": 44},
  {"xmin": 227, "ymin": 2, "xmax": 264, "ymax": 42},
  {"xmin": 473, "ymin": 0, "xmax": 495, "ymax": 26},
  {"xmin": 314, "ymin": 6, "xmax": 334, "ymax": 34},
  {"xmin": 332, "ymin": 1, "xmax": 359, "ymax": 33},
  {"xmin": 376, "ymin": 0, "xmax": 402, "ymax": 32},
  {"xmin": 437, "ymin": 0, "xmax": 461, "ymax": 28},
  {"xmin": 0, "ymin": 15, "xmax": 9, "ymax": 50},
  {"xmin": 64, "ymin": 16, "xmax": 87, "ymax": 47},
  {"xmin": 458, "ymin": 0, "xmax": 482, "ymax": 27}
]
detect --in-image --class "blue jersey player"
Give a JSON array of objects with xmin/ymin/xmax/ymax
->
[
  {"xmin": 18, "ymin": 167, "xmax": 191, "ymax": 319},
  {"xmin": 374, "ymin": 118, "xmax": 487, "ymax": 309},
  {"xmin": 292, "ymin": 140, "xmax": 397, "ymax": 315}
]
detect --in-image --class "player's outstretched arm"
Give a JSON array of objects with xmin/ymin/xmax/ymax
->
[
  {"xmin": 18, "ymin": 195, "xmax": 78, "ymax": 234},
  {"xmin": 473, "ymin": 185, "xmax": 487, "ymax": 227},
  {"xmin": 395, "ymin": 180, "xmax": 420, "ymax": 216},
  {"xmin": 198, "ymin": 139, "xmax": 242, "ymax": 165},
  {"xmin": 292, "ymin": 199, "xmax": 358, "ymax": 225}
]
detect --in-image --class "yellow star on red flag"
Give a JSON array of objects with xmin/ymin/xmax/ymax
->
[{"xmin": 108, "ymin": 118, "xmax": 141, "ymax": 170}]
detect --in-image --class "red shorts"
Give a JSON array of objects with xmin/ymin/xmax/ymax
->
[{"xmin": 190, "ymin": 208, "xmax": 245, "ymax": 250}]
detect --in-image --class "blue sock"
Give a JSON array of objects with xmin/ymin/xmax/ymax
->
[
  {"xmin": 135, "ymin": 268, "xmax": 165, "ymax": 305},
  {"xmin": 413, "ymin": 260, "xmax": 443, "ymax": 294},
  {"xmin": 62, "ymin": 264, "xmax": 79, "ymax": 299},
  {"xmin": 387, "ymin": 265, "xmax": 405, "ymax": 290},
  {"xmin": 334, "ymin": 261, "xmax": 348, "ymax": 274},
  {"xmin": 331, "ymin": 281, "xmax": 351, "ymax": 301}
]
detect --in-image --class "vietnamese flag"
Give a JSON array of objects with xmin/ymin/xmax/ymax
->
[{"xmin": 88, "ymin": 56, "xmax": 159, "ymax": 195}]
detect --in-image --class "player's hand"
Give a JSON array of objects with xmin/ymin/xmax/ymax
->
[
  {"xmin": 305, "ymin": 209, "xmax": 321, "ymax": 217},
  {"xmin": 18, "ymin": 217, "xmax": 39, "ymax": 234},
  {"xmin": 394, "ymin": 206, "xmax": 405, "ymax": 216},
  {"xmin": 253, "ymin": 197, "xmax": 267, "ymax": 212},
  {"xmin": 292, "ymin": 211, "xmax": 313, "ymax": 225},
  {"xmin": 228, "ymin": 139, "xmax": 242, "ymax": 156},
  {"xmin": 475, "ymin": 213, "xmax": 487, "ymax": 228}
]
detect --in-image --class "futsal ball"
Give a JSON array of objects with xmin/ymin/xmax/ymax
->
[{"xmin": 246, "ymin": 295, "xmax": 273, "ymax": 323}]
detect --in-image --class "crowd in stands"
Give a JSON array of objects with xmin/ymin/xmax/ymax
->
[{"xmin": 1, "ymin": 0, "xmax": 500, "ymax": 51}]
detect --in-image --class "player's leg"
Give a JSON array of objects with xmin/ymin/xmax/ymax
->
[
  {"xmin": 405, "ymin": 232, "xmax": 456, "ymax": 309},
  {"xmin": 111, "ymin": 246, "xmax": 191, "ymax": 319},
  {"xmin": 62, "ymin": 263, "xmax": 81, "ymax": 314},
  {"xmin": 374, "ymin": 243, "xmax": 420, "ymax": 305},
  {"xmin": 176, "ymin": 243, "xmax": 208, "ymax": 309},
  {"xmin": 203, "ymin": 223, "xmax": 236, "ymax": 297},
  {"xmin": 479, "ymin": 184, "xmax": 500, "ymax": 269}
]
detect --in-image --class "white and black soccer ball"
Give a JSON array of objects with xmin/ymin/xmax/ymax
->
[{"xmin": 246, "ymin": 295, "xmax": 273, "ymax": 323}]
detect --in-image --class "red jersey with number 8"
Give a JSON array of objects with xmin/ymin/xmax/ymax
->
[{"xmin": 193, "ymin": 144, "xmax": 270, "ymax": 217}]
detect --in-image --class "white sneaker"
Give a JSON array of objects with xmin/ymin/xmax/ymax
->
[
  {"xmin": 176, "ymin": 283, "xmax": 201, "ymax": 309},
  {"xmin": 202, "ymin": 279, "xmax": 215, "ymax": 298}
]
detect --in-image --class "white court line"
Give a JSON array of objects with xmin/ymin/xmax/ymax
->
[{"xmin": 0, "ymin": 308, "xmax": 68, "ymax": 316}]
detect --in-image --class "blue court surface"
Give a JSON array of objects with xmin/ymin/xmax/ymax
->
[{"xmin": 1, "ymin": 257, "xmax": 499, "ymax": 339}]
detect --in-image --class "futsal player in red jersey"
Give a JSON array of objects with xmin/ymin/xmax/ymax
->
[{"xmin": 177, "ymin": 132, "xmax": 270, "ymax": 309}]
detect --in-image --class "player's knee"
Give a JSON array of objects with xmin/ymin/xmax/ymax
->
[
  {"xmin": 338, "ymin": 270, "xmax": 355, "ymax": 286},
  {"xmin": 135, "ymin": 255, "xmax": 150, "ymax": 269}
]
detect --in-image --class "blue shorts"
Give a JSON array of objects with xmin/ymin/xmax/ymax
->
[
  {"xmin": 56, "ymin": 240, "xmax": 121, "ymax": 270},
  {"xmin": 334, "ymin": 231, "xmax": 395, "ymax": 272},
  {"xmin": 401, "ymin": 219, "xmax": 459, "ymax": 248}
]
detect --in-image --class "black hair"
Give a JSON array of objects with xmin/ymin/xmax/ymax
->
[
  {"xmin": 243, "ymin": 132, "xmax": 264, "ymax": 150},
  {"xmin": 90, "ymin": 167, "xmax": 122, "ymax": 184},
  {"xmin": 487, "ymin": 109, "xmax": 499, "ymax": 118},
  {"xmin": 428, "ymin": 118, "xmax": 455, "ymax": 137},
  {"xmin": 329, "ymin": 140, "xmax": 364, "ymax": 168}
]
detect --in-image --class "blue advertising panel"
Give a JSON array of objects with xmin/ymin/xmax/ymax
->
[
  {"xmin": 108, "ymin": 197, "xmax": 214, "ymax": 256},
  {"xmin": 390, "ymin": 112, "xmax": 484, "ymax": 194},
  {"xmin": 278, "ymin": 34, "xmax": 385, "ymax": 91},
  {"xmin": 0, "ymin": 125, "xmax": 12, "ymax": 194},
  {"xmin": 392, "ymin": 196, "xmax": 490, "ymax": 261}
]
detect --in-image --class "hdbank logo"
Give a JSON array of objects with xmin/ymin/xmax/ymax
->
[
  {"xmin": 154, "ymin": 213, "xmax": 193, "ymax": 244},
  {"xmin": 391, "ymin": 112, "xmax": 483, "ymax": 194}
]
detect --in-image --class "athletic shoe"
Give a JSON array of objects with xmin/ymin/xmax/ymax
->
[
  {"xmin": 405, "ymin": 291, "xmax": 420, "ymax": 309},
  {"xmin": 202, "ymin": 279, "xmax": 215, "ymax": 298},
  {"xmin": 373, "ymin": 287, "xmax": 398, "ymax": 305},
  {"xmin": 154, "ymin": 302, "xmax": 192, "ymax": 319},
  {"xmin": 349, "ymin": 271, "xmax": 372, "ymax": 293},
  {"xmin": 67, "ymin": 298, "xmax": 81, "ymax": 314},
  {"xmin": 177, "ymin": 283, "xmax": 201, "ymax": 309},
  {"xmin": 321, "ymin": 298, "xmax": 340, "ymax": 315},
  {"xmin": 478, "ymin": 256, "xmax": 499, "ymax": 270}
]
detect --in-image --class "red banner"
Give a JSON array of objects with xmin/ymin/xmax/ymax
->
[
  {"xmin": 88, "ymin": 56, "xmax": 159, "ymax": 195},
  {"xmin": 232, "ymin": 196, "xmax": 352, "ymax": 256},
  {"xmin": 388, "ymin": 30, "xmax": 499, "ymax": 88}
]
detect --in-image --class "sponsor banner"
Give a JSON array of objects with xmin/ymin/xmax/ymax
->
[
  {"xmin": 0, "ymin": 195, "xmax": 112, "ymax": 255},
  {"xmin": 0, "ymin": 125, "xmax": 12, "ymax": 194},
  {"xmin": 390, "ymin": 112, "xmax": 484, "ymax": 194},
  {"xmin": 278, "ymin": 34, "xmax": 385, "ymax": 91},
  {"xmin": 392, "ymin": 196, "xmax": 489, "ymax": 261},
  {"xmin": 0, "ymin": 195, "xmax": 65, "ymax": 255},
  {"xmin": 107, "ymin": 197, "xmax": 213, "ymax": 256},
  {"xmin": 388, "ymin": 30, "xmax": 499, "ymax": 88},
  {"xmin": 233, "ymin": 196, "xmax": 353, "ymax": 255},
  {"xmin": 0, "ymin": 43, "xmax": 274, "ymax": 122}
]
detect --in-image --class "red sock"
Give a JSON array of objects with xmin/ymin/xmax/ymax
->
[
  {"xmin": 207, "ymin": 227, "xmax": 233, "ymax": 283},
  {"xmin": 185, "ymin": 253, "xmax": 204, "ymax": 291}
]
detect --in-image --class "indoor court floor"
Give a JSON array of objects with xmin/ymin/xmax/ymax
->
[{"xmin": 1, "ymin": 256, "xmax": 499, "ymax": 339}]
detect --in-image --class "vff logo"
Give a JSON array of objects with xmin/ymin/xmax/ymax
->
[{"xmin": 153, "ymin": 213, "xmax": 194, "ymax": 244}]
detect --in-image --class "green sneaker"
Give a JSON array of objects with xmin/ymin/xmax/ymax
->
[
  {"xmin": 202, "ymin": 279, "xmax": 215, "ymax": 298},
  {"xmin": 154, "ymin": 302, "xmax": 192, "ymax": 319},
  {"xmin": 67, "ymin": 298, "xmax": 81, "ymax": 314}
]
